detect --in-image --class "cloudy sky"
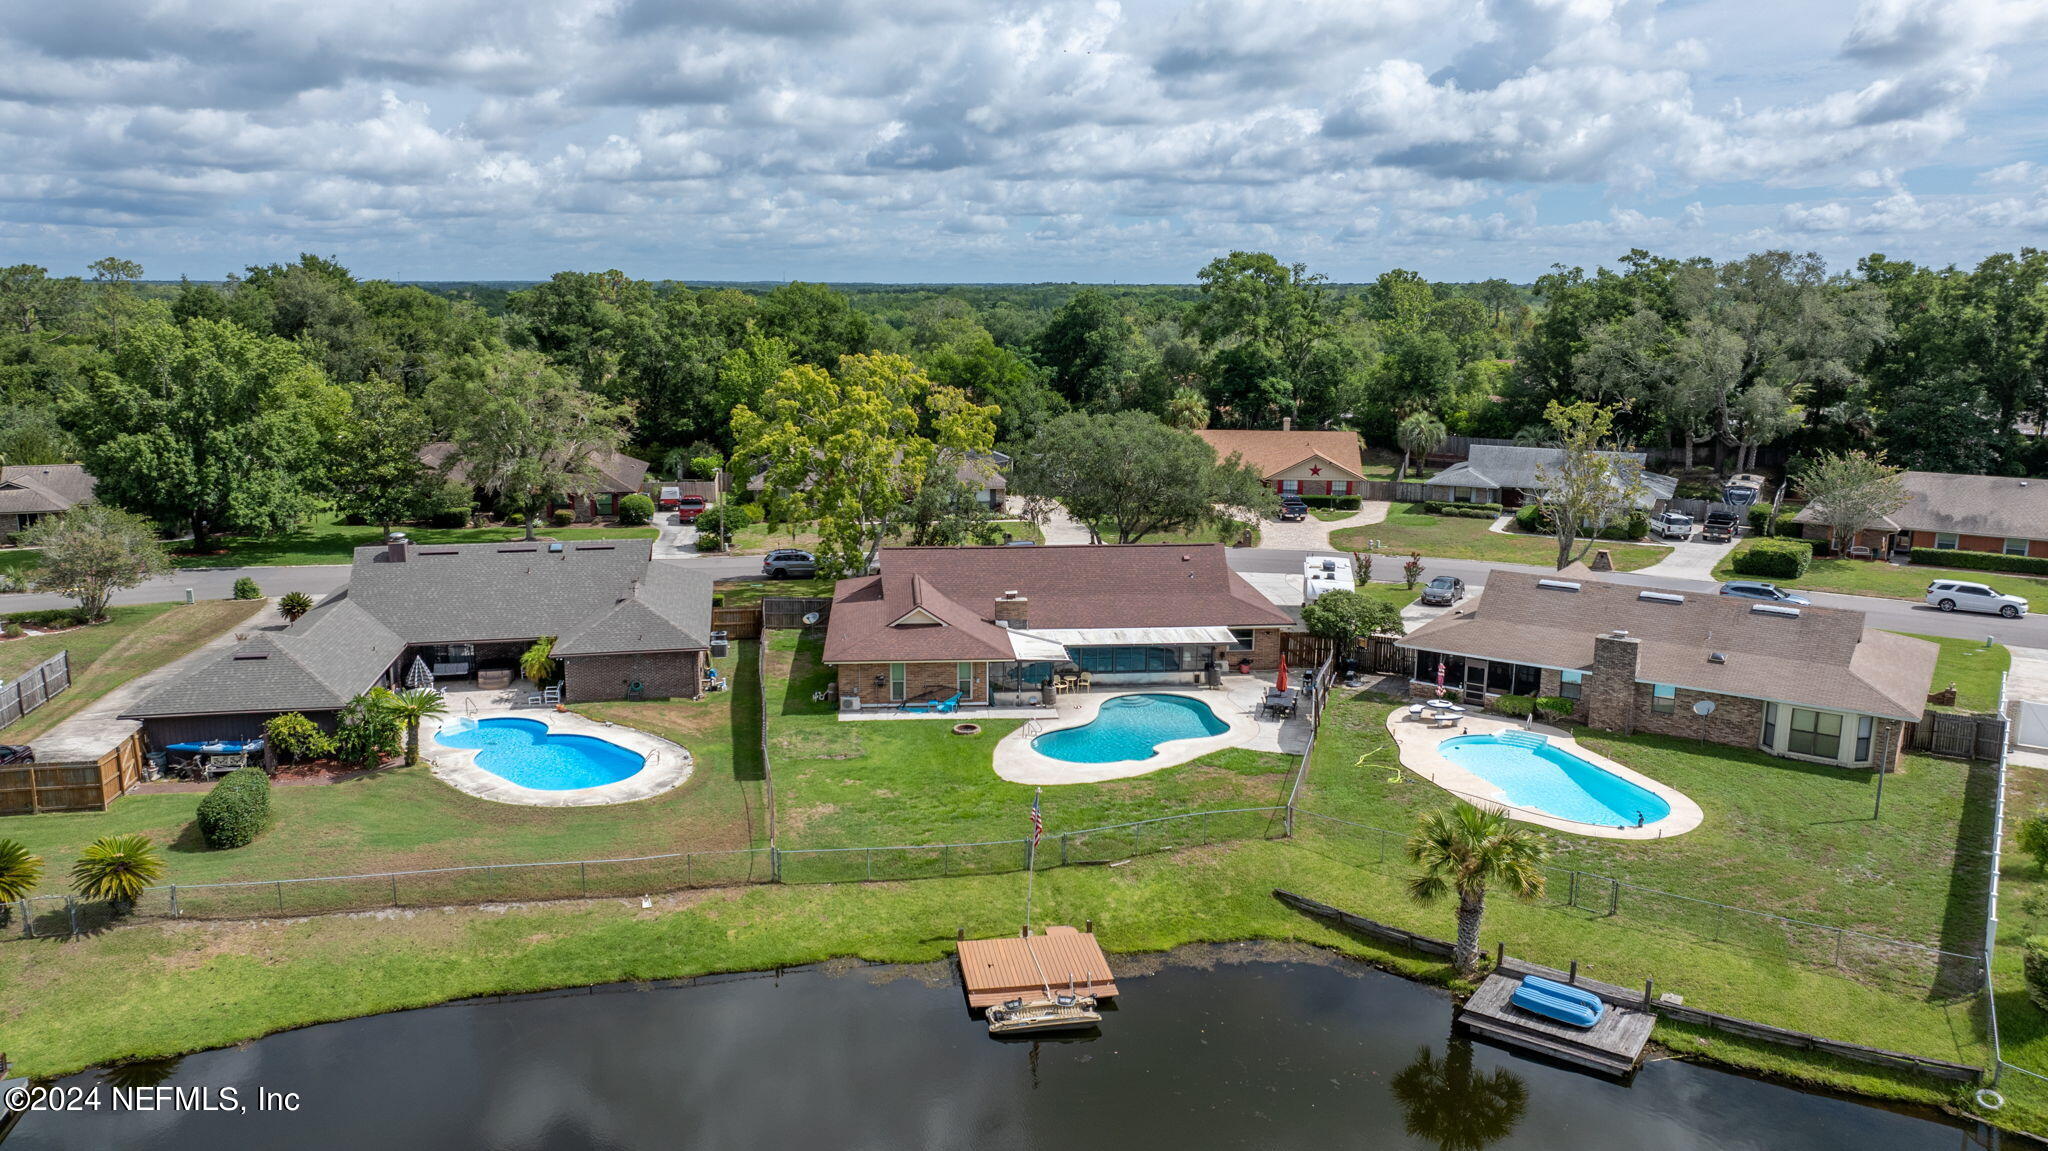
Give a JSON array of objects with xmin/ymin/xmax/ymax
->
[{"xmin": 1, "ymin": 0, "xmax": 2044, "ymax": 283}]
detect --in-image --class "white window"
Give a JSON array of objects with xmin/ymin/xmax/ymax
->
[
  {"xmin": 1788, "ymin": 709, "xmax": 1844, "ymax": 759},
  {"xmin": 889, "ymin": 663, "xmax": 906, "ymax": 701},
  {"xmin": 1650, "ymin": 683, "xmax": 1676, "ymax": 715},
  {"xmin": 1559, "ymin": 670, "xmax": 1583, "ymax": 700},
  {"xmin": 2006, "ymin": 538, "xmax": 2031, "ymax": 557},
  {"xmin": 1855, "ymin": 715, "xmax": 1874, "ymax": 763},
  {"xmin": 956, "ymin": 662, "xmax": 974, "ymax": 698},
  {"xmin": 1762, "ymin": 701, "xmax": 1778, "ymax": 748},
  {"xmin": 1934, "ymin": 532, "xmax": 1959, "ymax": 550},
  {"xmin": 1228, "ymin": 629, "xmax": 1257, "ymax": 652},
  {"xmin": 1332, "ymin": 480, "xmax": 1352, "ymax": 496},
  {"xmin": 1279, "ymin": 479, "xmax": 1300, "ymax": 494}
]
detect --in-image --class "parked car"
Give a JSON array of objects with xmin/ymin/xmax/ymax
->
[
  {"xmin": 1701, "ymin": 510, "xmax": 1740, "ymax": 543},
  {"xmin": 1719, "ymin": 580, "xmax": 1811, "ymax": 606},
  {"xmin": 762, "ymin": 549, "xmax": 818, "ymax": 579},
  {"xmin": 1925, "ymin": 579, "xmax": 2029, "ymax": 619},
  {"xmin": 1650, "ymin": 511, "xmax": 1693, "ymax": 540},
  {"xmin": 1277, "ymin": 495, "xmax": 1309, "ymax": 522},
  {"xmin": 674, "ymin": 495, "xmax": 708, "ymax": 523},
  {"xmin": 0, "ymin": 744, "xmax": 32, "ymax": 765},
  {"xmin": 1420, "ymin": 576, "xmax": 1466, "ymax": 606},
  {"xmin": 657, "ymin": 486, "xmax": 682, "ymax": 510}
]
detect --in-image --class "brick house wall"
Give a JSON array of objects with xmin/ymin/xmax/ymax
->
[
  {"xmin": 1907, "ymin": 529, "xmax": 2048, "ymax": 558},
  {"xmin": 1247, "ymin": 627, "xmax": 1287, "ymax": 671},
  {"xmin": 834, "ymin": 661, "xmax": 988, "ymax": 706},
  {"xmin": 562, "ymin": 650, "xmax": 705, "ymax": 701}
]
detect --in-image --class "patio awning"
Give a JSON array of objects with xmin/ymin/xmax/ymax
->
[
  {"xmin": 1005, "ymin": 628, "xmax": 1072, "ymax": 662},
  {"xmin": 1022, "ymin": 626, "xmax": 1241, "ymax": 648}
]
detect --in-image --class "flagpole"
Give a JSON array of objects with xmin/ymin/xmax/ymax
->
[{"xmin": 1024, "ymin": 787, "xmax": 1041, "ymax": 934}]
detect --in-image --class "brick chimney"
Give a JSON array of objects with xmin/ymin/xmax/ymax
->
[
  {"xmin": 994, "ymin": 590, "xmax": 1028, "ymax": 629},
  {"xmin": 1585, "ymin": 630, "xmax": 1639, "ymax": 734},
  {"xmin": 386, "ymin": 531, "xmax": 410, "ymax": 563}
]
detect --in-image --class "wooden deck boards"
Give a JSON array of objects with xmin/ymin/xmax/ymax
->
[
  {"xmin": 1458, "ymin": 974, "xmax": 1654, "ymax": 1076},
  {"xmin": 958, "ymin": 926, "xmax": 1119, "ymax": 1008}
]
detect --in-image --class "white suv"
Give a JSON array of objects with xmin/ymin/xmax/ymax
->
[{"xmin": 1925, "ymin": 579, "xmax": 2029, "ymax": 619}]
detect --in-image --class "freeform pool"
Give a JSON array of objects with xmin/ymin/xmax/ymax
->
[
  {"xmin": 1438, "ymin": 732, "xmax": 1672, "ymax": 827},
  {"xmin": 433, "ymin": 717, "xmax": 645, "ymax": 791},
  {"xmin": 1032, "ymin": 694, "xmax": 1230, "ymax": 763}
]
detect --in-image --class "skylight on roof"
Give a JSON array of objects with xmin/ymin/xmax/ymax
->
[
  {"xmin": 1537, "ymin": 579, "xmax": 1580, "ymax": 592},
  {"xmin": 1750, "ymin": 603, "xmax": 1801, "ymax": 618},
  {"xmin": 497, "ymin": 546, "xmax": 538, "ymax": 553},
  {"xmin": 1638, "ymin": 590, "xmax": 1685, "ymax": 604}
]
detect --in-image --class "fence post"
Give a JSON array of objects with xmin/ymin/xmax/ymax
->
[
  {"xmin": 1284, "ymin": 803, "xmax": 1295, "ymax": 838},
  {"xmin": 1377, "ymin": 828, "xmax": 1386, "ymax": 864},
  {"xmin": 67, "ymin": 896, "xmax": 78, "ymax": 935},
  {"xmin": 1608, "ymin": 879, "xmax": 1619, "ymax": 917},
  {"xmin": 20, "ymin": 899, "xmax": 33, "ymax": 938},
  {"xmin": 169, "ymin": 885, "xmax": 179, "ymax": 916},
  {"xmin": 866, "ymin": 848, "xmax": 874, "ymax": 881},
  {"xmin": 686, "ymin": 853, "xmax": 694, "ymax": 889},
  {"xmin": 1569, "ymin": 870, "xmax": 1579, "ymax": 908},
  {"xmin": 1060, "ymin": 834, "xmax": 1070, "ymax": 866},
  {"xmin": 276, "ymin": 881, "xmax": 284, "ymax": 914},
  {"xmin": 580, "ymin": 861, "xmax": 588, "ymax": 897},
  {"xmin": 770, "ymin": 846, "xmax": 782, "ymax": 883},
  {"xmin": 1834, "ymin": 927, "xmax": 1844, "ymax": 967},
  {"xmin": 391, "ymin": 874, "xmax": 399, "ymax": 906}
]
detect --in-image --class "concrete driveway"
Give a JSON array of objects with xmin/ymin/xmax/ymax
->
[
  {"xmin": 1257, "ymin": 501, "xmax": 1389, "ymax": 551},
  {"xmin": 1635, "ymin": 534, "xmax": 1735, "ymax": 582}
]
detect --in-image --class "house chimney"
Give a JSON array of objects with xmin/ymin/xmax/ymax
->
[
  {"xmin": 386, "ymin": 531, "xmax": 410, "ymax": 562},
  {"xmin": 995, "ymin": 590, "xmax": 1028, "ymax": 629},
  {"xmin": 1282, "ymin": 416, "xmax": 1293, "ymax": 432},
  {"xmin": 1586, "ymin": 632, "xmax": 1640, "ymax": 735}
]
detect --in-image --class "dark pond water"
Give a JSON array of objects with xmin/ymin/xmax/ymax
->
[{"xmin": 4, "ymin": 945, "xmax": 1993, "ymax": 1150}]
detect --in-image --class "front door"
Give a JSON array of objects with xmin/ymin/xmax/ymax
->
[{"xmin": 1463, "ymin": 661, "xmax": 1487, "ymax": 703}]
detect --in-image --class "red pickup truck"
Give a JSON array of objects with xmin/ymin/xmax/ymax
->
[{"xmin": 674, "ymin": 496, "xmax": 709, "ymax": 523}]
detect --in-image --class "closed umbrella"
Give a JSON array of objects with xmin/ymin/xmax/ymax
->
[
  {"xmin": 406, "ymin": 655, "xmax": 434, "ymax": 690},
  {"xmin": 1436, "ymin": 659, "xmax": 1446, "ymax": 695},
  {"xmin": 1275, "ymin": 655, "xmax": 1289, "ymax": 694}
]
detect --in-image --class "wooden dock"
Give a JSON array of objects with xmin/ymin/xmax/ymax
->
[
  {"xmin": 1457, "ymin": 973, "xmax": 1655, "ymax": 1076},
  {"xmin": 958, "ymin": 926, "xmax": 1118, "ymax": 1009}
]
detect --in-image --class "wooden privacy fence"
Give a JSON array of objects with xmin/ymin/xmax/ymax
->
[
  {"xmin": 0, "ymin": 730, "xmax": 144, "ymax": 815},
  {"xmin": 1354, "ymin": 480, "xmax": 1436, "ymax": 503},
  {"xmin": 762, "ymin": 597, "xmax": 832, "ymax": 629},
  {"xmin": 0, "ymin": 650, "xmax": 70, "ymax": 730},
  {"xmin": 709, "ymin": 605, "xmax": 763, "ymax": 640},
  {"xmin": 1909, "ymin": 710, "xmax": 2006, "ymax": 760}
]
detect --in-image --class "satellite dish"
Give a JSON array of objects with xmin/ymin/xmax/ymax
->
[
  {"xmin": 1692, "ymin": 700, "xmax": 1716, "ymax": 716},
  {"xmin": 802, "ymin": 612, "xmax": 821, "ymax": 625}
]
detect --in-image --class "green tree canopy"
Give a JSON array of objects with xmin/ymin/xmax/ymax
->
[
  {"xmin": 1012, "ymin": 410, "xmax": 1276, "ymax": 544},
  {"xmin": 16, "ymin": 503, "xmax": 172, "ymax": 619}
]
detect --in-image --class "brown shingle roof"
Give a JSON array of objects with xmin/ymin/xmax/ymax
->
[
  {"xmin": 1397, "ymin": 569, "xmax": 1937, "ymax": 720},
  {"xmin": 0, "ymin": 464, "xmax": 95, "ymax": 515},
  {"xmin": 1192, "ymin": 429, "xmax": 1364, "ymax": 482},
  {"xmin": 419, "ymin": 442, "xmax": 648, "ymax": 494},
  {"xmin": 1792, "ymin": 470, "xmax": 2048, "ymax": 541},
  {"xmin": 822, "ymin": 543, "xmax": 1293, "ymax": 665}
]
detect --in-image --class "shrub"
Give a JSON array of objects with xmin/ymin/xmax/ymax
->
[
  {"xmin": 1747, "ymin": 506, "xmax": 1802, "ymax": 537},
  {"xmin": 2027, "ymin": 937, "xmax": 2048, "ymax": 1013},
  {"xmin": 550, "ymin": 509, "xmax": 576, "ymax": 528},
  {"xmin": 1301, "ymin": 495, "xmax": 1362, "ymax": 510},
  {"xmin": 263, "ymin": 711, "xmax": 334, "ymax": 762},
  {"xmin": 333, "ymin": 688, "xmax": 404, "ymax": 768},
  {"xmin": 1423, "ymin": 500, "xmax": 1503, "ymax": 518},
  {"xmin": 425, "ymin": 507, "xmax": 472, "ymax": 529},
  {"xmin": 1533, "ymin": 695, "xmax": 1577, "ymax": 722},
  {"xmin": 690, "ymin": 454, "xmax": 723, "ymax": 480},
  {"xmin": 231, "ymin": 576, "xmax": 262, "ymax": 600},
  {"xmin": 1729, "ymin": 537, "xmax": 1813, "ymax": 579},
  {"xmin": 616, "ymin": 493, "xmax": 656, "ymax": 526},
  {"xmin": 1, "ymin": 620, "xmax": 21, "ymax": 639},
  {"xmin": 276, "ymin": 591, "xmax": 314, "ymax": 623},
  {"xmin": 1402, "ymin": 553, "xmax": 1424, "ymax": 589},
  {"xmin": 1516, "ymin": 505, "xmax": 1646, "ymax": 539},
  {"xmin": 1513, "ymin": 505, "xmax": 1545, "ymax": 532},
  {"xmin": 195, "ymin": 766, "xmax": 272, "ymax": 850},
  {"xmin": 1907, "ymin": 547, "xmax": 2048, "ymax": 577},
  {"xmin": 2020, "ymin": 813, "xmax": 2048, "ymax": 872},
  {"xmin": 1492, "ymin": 694, "xmax": 1536, "ymax": 718},
  {"xmin": 0, "ymin": 838, "xmax": 44, "ymax": 906},
  {"xmin": 69, "ymin": 834, "xmax": 165, "ymax": 906}
]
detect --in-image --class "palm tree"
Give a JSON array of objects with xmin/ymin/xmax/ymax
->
[
  {"xmin": 0, "ymin": 838, "xmax": 44, "ymax": 925},
  {"xmin": 386, "ymin": 687, "xmax": 448, "ymax": 766},
  {"xmin": 520, "ymin": 636, "xmax": 558, "ymax": 686},
  {"xmin": 71, "ymin": 834, "xmax": 166, "ymax": 910},
  {"xmin": 276, "ymin": 591, "xmax": 315, "ymax": 623},
  {"xmin": 1405, "ymin": 804, "xmax": 1547, "ymax": 977},
  {"xmin": 1396, "ymin": 412, "xmax": 1448, "ymax": 482},
  {"xmin": 1390, "ymin": 1040, "xmax": 1528, "ymax": 1151}
]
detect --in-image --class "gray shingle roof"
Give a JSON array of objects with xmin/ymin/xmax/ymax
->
[
  {"xmin": 1791, "ymin": 470, "xmax": 2048, "ymax": 541},
  {"xmin": 1421, "ymin": 446, "xmax": 1675, "ymax": 509},
  {"xmin": 123, "ymin": 597, "xmax": 405, "ymax": 718},
  {"xmin": 554, "ymin": 561, "xmax": 714, "ymax": 656},
  {"xmin": 0, "ymin": 464, "xmax": 95, "ymax": 515}
]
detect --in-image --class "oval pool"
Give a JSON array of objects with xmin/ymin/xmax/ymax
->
[
  {"xmin": 433, "ymin": 717, "xmax": 645, "ymax": 791},
  {"xmin": 1439, "ymin": 732, "xmax": 1672, "ymax": 828},
  {"xmin": 1032, "ymin": 694, "xmax": 1229, "ymax": 763}
]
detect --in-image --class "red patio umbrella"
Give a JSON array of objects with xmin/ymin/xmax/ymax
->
[
  {"xmin": 1275, "ymin": 654, "xmax": 1290, "ymax": 694},
  {"xmin": 1436, "ymin": 659, "xmax": 1446, "ymax": 695}
]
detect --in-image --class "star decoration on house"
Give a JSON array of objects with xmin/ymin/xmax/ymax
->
[{"xmin": 1308, "ymin": 465, "xmax": 1321, "ymax": 475}]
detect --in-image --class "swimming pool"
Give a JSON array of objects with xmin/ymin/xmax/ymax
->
[
  {"xmin": 433, "ymin": 717, "xmax": 646, "ymax": 791},
  {"xmin": 1032, "ymin": 694, "xmax": 1230, "ymax": 764},
  {"xmin": 1438, "ymin": 732, "xmax": 1672, "ymax": 828}
]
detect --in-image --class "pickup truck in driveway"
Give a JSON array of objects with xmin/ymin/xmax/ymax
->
[{"xmin": 1701, "ymin": 510, "xmax": 1740, "ymax": 543}]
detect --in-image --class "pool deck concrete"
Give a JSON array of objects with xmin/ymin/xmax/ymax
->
[
  {"xmin": 1384, "ymin": 709, "xmax": 1703, "ymax": 840},
  {"xmin": 992, "ymin": 676, "xmax": 1311, "ymax": 785},
  {"xmin": 421, "ymin": 709, "xmax": 693, "ymax": 807}
]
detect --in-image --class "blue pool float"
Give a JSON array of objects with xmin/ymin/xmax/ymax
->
[
  {"xmin": 1510, "ymin": 978, "xmax": 1606, "ymax": 1028},
  {"xmin": 1520, "ymin": 974, "xmax": 1605, "ymax": 1013}
]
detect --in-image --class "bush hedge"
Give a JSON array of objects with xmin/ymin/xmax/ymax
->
[
  {"xmin": 1747, "ymin": 506, "xmax": 1803, "ymax": 537},
  {"xmin": 1907, "ymin": 547, "xmax": 2048, "ymax": 577},
  {"xmin": 1513, "ymin": 506, "xmax": 1649, "ymax": 540},
  {"xmin": 231, "ymin": 577, "xmax": 262, "ymax": 600},
  {"xmin": 1491, "ymin": 694, "xmax": 1536, "ymax": 718},
  {"xmin": 1729, "ymin": 537, "xmax": 1814, "ymax": 579},
  {"xmin": 1299, "ymin": 495, "xmax": 1362, "ymax": 510},
  {"xmin": 2027, "ymin": 937, "xmax": 2048, "ymax": 1013},
  {"xmin": 195, "ymin": 766, "xmax": 272, "ymax": 850},
  {"xmin": 425, "ymin": 507, "xmax": 471, "ymax": 529},
  {"xmin": 550, "ymin": 509, "xmax": 576, "ymax": 527},
  {"xmin": 616, "ymin": 493, "xmax": 656, "ymax": 526},
  {"xmin": 1424, "ymin": 500, "xmax": 1503, "ymax": 518}
]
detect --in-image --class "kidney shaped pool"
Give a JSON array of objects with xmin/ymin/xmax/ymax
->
[
  {"xmin": 433, "ymin": 717, "xmax": 645, "ymax": 791},
  {"xmin": 1438, "ymin": 731, "xmax": 1672, "ymax": 828},
  {"xmin": 1031, "ymin": 694, "xmax": 1230, "ymax": 764}
]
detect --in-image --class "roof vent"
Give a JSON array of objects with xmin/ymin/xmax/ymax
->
[
  {"xmin": 1608, "ymin": 629, "xmax": 1629, "ymax": 639},
  {"xmin": 497, "ymin": 546, "xmax": 538, "ymax": 553},
  {"xmin": 418, "ymin": 548, "xmax": 459, "ymax": 556},
  {"xmin": 547, "ymin": 542, "xmax": 565, "ymax": 553},
  {"xmin": 1538, "ymin": 579, "xmax": 1581, "ymax": 592},
  {"xmin": 1638, "ymin": 590, "xmax": 1685, "ymax": 604},
  {"xmin": 1708, "ymin": 652, "xmax": 1727, "ymax": 664},
  {"xmin": 573, "ymin": 543, "xmax": 616, "ymax": 551},
  {"xmin": 232, "ymin": 652, "xmax": 269, "ymax": 661},
  {"xmin": 1750, "ymin": 603, "xmax": 1801, "ymax": 618}
]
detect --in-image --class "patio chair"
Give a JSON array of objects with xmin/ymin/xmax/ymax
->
[
  {"xmin": 1408, "ymin": 703, "xmax": 1425, "ymax": 720},
  {"xmin": 933, "ymin": 693, "xmax": 965, "ymax": 714},
  {"xmin": 527, "ymin": 685, "xmax": 562, "ymax": 706},
  {"xmin": 1076, "ymin": 671, "xmax": 1092, "ymax": 692}
]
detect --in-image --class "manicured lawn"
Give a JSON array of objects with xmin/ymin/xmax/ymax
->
[
  {"xmin": 0, "ymin": 641, "xmax": 767, "ymax": 893},
  {"xmin": 713, "ymin": 576, "xmax": 838, "ymax": 605},
  {"xmin": 0, "ymin": 549, "xmax": 38, "ymax": 576},
  {"xmin": 1351, "ymin": 580, "xmax": 1422, "ymax": 615},
  {"xmin": 1309, "ymin": 506, "xmax": 1357, "ymax": 522},
  {"xmin": 1331, "ymin": 504, "xmax": 1670, "ymax": 572},
  {"xmin": 1894, "ymin": 632, "xmax": 2011, "ymax": 713},
  {"xmin": 1, "ymin": 600, "xmax": 265, "ymax": 741},
  {"xmin": 1985, "ymin": 766, "xmax": 2048, "ymax": 1132},
  {"xmin": 763, "ymin": 629, "xmax": 1296, "ymax": 850},
  {"xmin": 1713, "ymin": 549, "xmax": 2048, "ymax": 603},
  {"xmin": 718, "ymin": 519, "xmax": 1045, "ymax": 555},
  {"xmin": 1301, "ymin": 693, "xmax": 1993, "ymax": 953},
  {"xmin": 169, "ymin": 513, "xmax": 659, "ymax": 568}
]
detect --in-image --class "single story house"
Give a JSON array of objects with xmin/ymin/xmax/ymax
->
[
  {"xmin": 0, "ymin": 463, "xmax": 95, "ymax": 538},
  {"xmin": 822, "ymin": 543, "xmax": 1295, "ymax": 708},
  {"xmin": 746, "ymin": 449, "xmax": 1011, "ymax": 509},
  {"xmin": 1793, "ymin": 470, "xmax": 2048, "ymax": 559},
  {"xmin": 122, "ymin": 537, "xmax": 713, "ymax": 747},
  {"xmin": 1397, "ymin": 567, "xmax": 1938, "ymax": 770},
  {"xmin": 1193, "ymin": 427, "xmax": 1366, "ymax": 497},
  {"xmin": 420, "ymin": 442, "xmax": 651, "ymax": 522},
  {"xmin": 1420, "ymin": 445, "xmax": 1675, "ymax": 510}
]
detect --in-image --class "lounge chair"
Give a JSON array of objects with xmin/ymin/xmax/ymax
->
[{"xmin": 934, "ymin": 693, "xmax": 964, "ymax": 714}]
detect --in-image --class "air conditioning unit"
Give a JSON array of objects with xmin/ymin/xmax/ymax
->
[{"xmin": 839, "ymin": 694, "xmax": 862, "ymax": 713}]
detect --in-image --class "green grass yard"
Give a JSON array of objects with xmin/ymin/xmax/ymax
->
[
  {"xmin": 1331, "ymin": 504, "xmax": 1670, "ymax": 572},
  {"xmin": 718, "ymin": 519, "xmax": 1047, "ymax": 555},
  {"xmin": 0, "ymin": 641, "xmax": 767, "ymax": 893},
  {"xmin": 1713, "ymin": 548, "xmax": 2048, "ymax": 603},
  {"xmin": 169, "ymin": 513, "xmax": 659, "ymax": 568},
  {"xmin": 1897, "ymin": 632, "xmax": 2011, "ymax": 713},
  {"xmin": 0, "ymin": 549, "xmax": 38, "ymax": 576},
  {"xmin": 1, "ymin": 600, "xmax": 265, "ymax": 742},
  {"xmin": 1985, "ymin": 766, "xmax": 2048, "ymax": 1132}
]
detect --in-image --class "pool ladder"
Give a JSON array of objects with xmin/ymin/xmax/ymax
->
[{"xmin": 1495, "ymin": 730, "xmax": 1549, "ymax": 749}]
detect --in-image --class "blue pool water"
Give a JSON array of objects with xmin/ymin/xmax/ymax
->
[
  {"xmin": 1032, "ymin": 694, "xmax": 1230, "ymax": 763},
  {"xmin": 433, "ymin": 717, "xmax": 645, "ymax": 791},
  {"xmin": 1438, "ymin": 733, "xmax": 1672, "ymax": 827}
]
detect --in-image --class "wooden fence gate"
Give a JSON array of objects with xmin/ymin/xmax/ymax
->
[
  {"xmin": 0, "ymin": 650, "xmax": 70, "ymax": 730},
  {"xmin": 1908, "ymin": 710, "xmax": 2006, "ymax": 760}
]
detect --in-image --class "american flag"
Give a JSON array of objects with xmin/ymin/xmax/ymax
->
[{"xmin": 1030, "ymin": 790, "xmax": 1044, "ymax": 846}]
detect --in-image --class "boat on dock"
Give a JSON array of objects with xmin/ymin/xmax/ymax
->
[
  {"xmin": 1457, "ymin": 971, "xmax": 1654, "ymax": 1077},
  {"xmin": 986, "ymin": 993, "xmax": 1102, "ymax": 1035}
]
